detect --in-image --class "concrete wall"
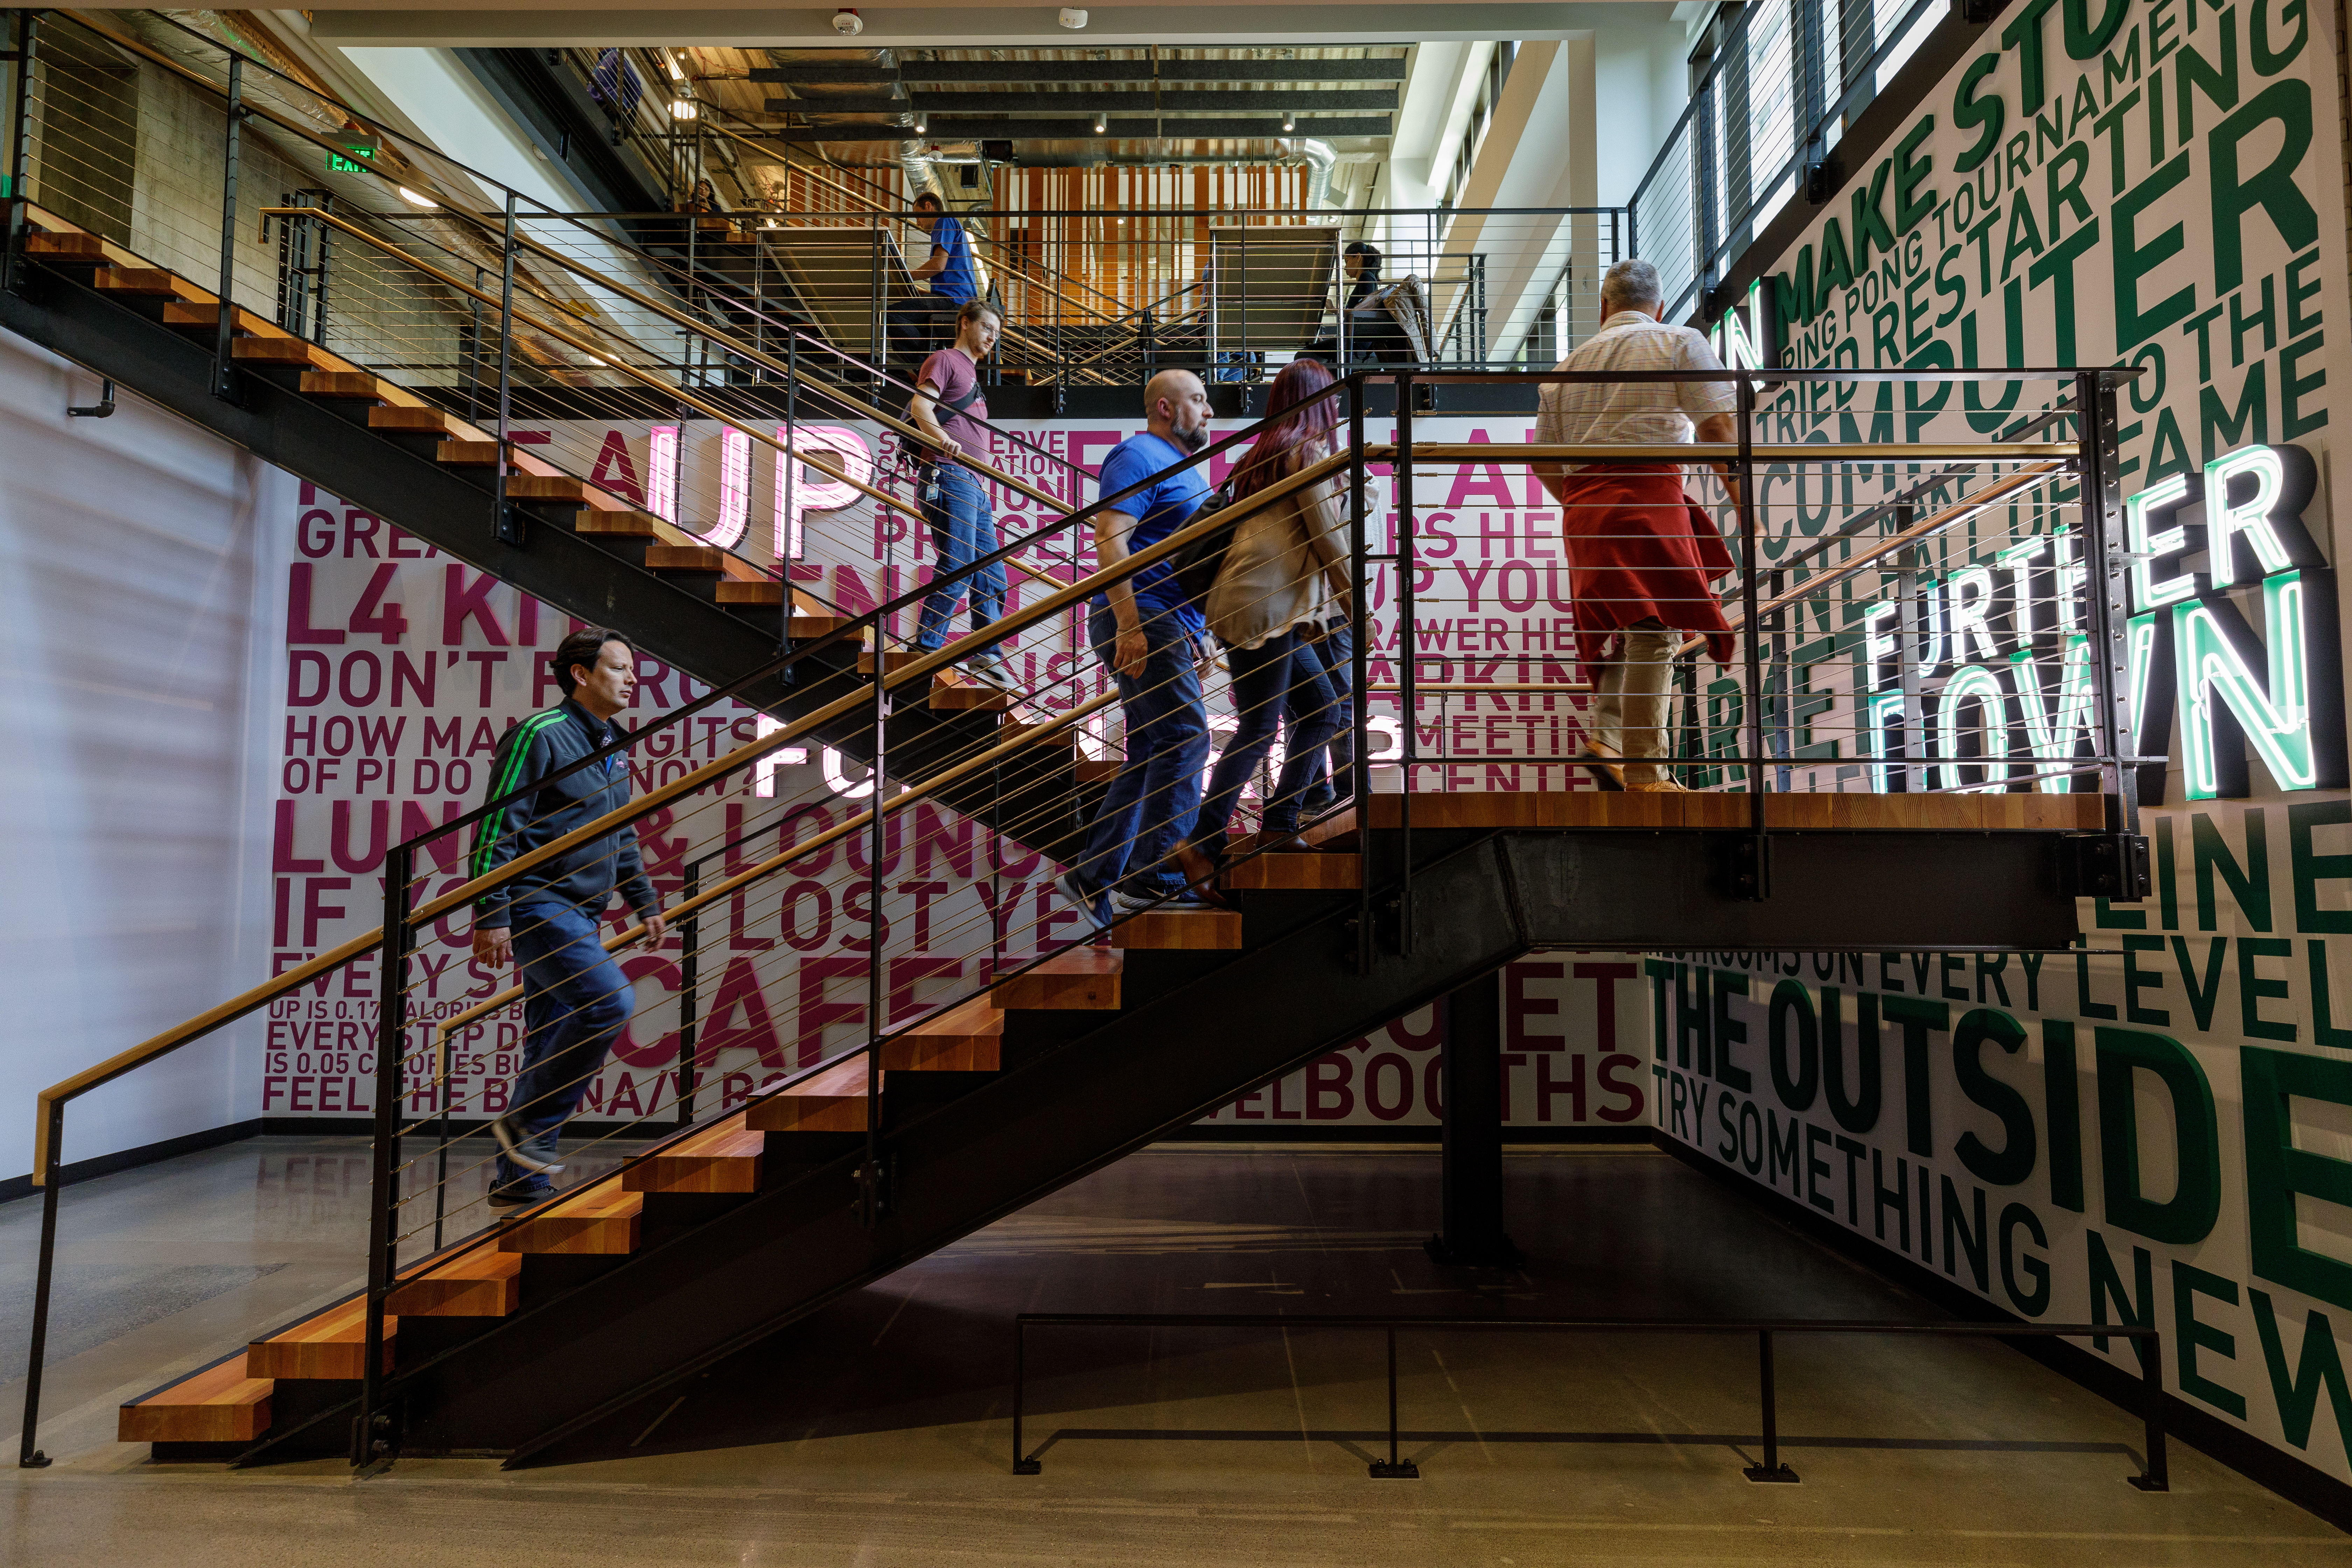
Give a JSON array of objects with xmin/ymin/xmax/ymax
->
[{"xmin": 0, "ymin": 333, "xmax": 281, "ymax": 1184}]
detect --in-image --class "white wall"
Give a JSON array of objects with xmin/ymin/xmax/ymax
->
[
  {"xmin": 1592, "ymin": 4, "xmax": 1694, "ymax": 209},
  {"xmin": 0, "ymin": 334, "xmax": 281, "ymax": 1183}
]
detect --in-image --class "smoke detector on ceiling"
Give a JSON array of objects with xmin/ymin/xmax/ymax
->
[
  {"xmin": 833, "ymin": 8, "xmax": 864, "ymax": 34},
  {"xmin": 1059, "ymin": 8, "xmax": 1088, "ymax": 28}
]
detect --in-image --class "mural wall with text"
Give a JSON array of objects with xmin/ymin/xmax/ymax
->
[{"xmin": 1658, "ymin": 0, "xmax": 2352, "ymax": 1492}]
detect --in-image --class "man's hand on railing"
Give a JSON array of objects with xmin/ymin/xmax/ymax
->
[
  {"xmin": 473, "ymin": 925, "xmax": 513, "ymax": 969},
  {"xmin": 635, "ymin": 910, "xmax": 670, "ymax": 949}
]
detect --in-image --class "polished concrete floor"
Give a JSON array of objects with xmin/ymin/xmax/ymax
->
[{"xmin": 1, "ymin": 1137, "xmax": 2343, "ymax": 1565}]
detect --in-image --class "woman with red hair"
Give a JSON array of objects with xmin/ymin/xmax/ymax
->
[{"xmin": 1185, "ymin": 358, "xmax": 1354, "ymax": 865}]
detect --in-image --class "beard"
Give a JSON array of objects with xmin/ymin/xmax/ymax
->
[{"xmin": 1172, "ymin": 421, "xmax": 1210, "ymax": 453}]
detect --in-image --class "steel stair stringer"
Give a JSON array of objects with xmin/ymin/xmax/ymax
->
[
  {"xmin": 0, "ymin": 262, "xmax": 1091, "ymax": 862},
  {"xmin": 241, "ymin": 831, "xmax": 1531, "ymax": 1465}
]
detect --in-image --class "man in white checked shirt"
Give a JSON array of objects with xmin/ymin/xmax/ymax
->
[{"xmin": 1531, "ymin": 259, "xmax": 1740, "ymax": 792}]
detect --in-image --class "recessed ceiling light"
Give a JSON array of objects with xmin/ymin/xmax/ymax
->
[
  {"xmin": 397, "ymin": 186, "xmax": 436, "ymax": 208},
  {"xmin": 670, "ymin": 98, "xmax": 698, "ymax": 121},
  {"xmin": 1093, "ymin": 111, "xmax": 1107, "ymax": 133},
  {"xmin": 1282, "ymin": 109, "xmax": 1295, "ymax": 132}
]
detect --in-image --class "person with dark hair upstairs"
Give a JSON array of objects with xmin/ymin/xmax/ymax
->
[
  {"xmin": 887, "ymin": 191, "xmax": 979, "ymax": 371},
  {"xmin": 469, "ymin": 629, "xmax": 667, "ymax": 1208},
  {"xmin": 1177, "ymin": 356, "xmax": 1351, "ymax": 880}
]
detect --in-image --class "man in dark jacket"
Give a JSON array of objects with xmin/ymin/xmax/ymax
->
[{"xmin": 470, "ymin": 628, "xmax": 667, "ymax": 1205}]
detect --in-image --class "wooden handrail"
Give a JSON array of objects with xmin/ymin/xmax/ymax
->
[
  {"xmin": 428, "ymin": 685, "xmax": 1122, "ymax": 1052},
  {"xmin": 1367, "ymin": 442, "xmax": 2080, "ymax": 463},
  {"xmin": 273, "ymin": 208, "xmax": 1068, "ymax": 594},
  {"xmin": 27, "ymin": 444, "xmax": 1353, "ymax": 1178}
]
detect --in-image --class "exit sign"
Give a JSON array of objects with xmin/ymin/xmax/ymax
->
[{"xmin": 327, "ymin": 148, "xmax": 371, "ymax": 173}]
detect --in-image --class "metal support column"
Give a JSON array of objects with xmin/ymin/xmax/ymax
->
[
  {"xmin": 1394, "ymin": 372, "xmax": 1416, "ymax": 953},
  {"xmin": 5, "ymin": 9, "xmax": 40, "ymax": 294},
  {"xmin": 15, "ymin": 1098, "xmax": 60, "ymax": 1467},
  {"xmin": 677, "ymin": 863, "xmax": 700, "ymax": 1127},
  {"xmin": 493, "ymin": 193, "xmax": 522, "ymax": 546},
  {"xmin": 211, "ymin": 55, "xmax": 244, "ymax": 403},
  {"xmin": 356, "ymin": 843, "xmax": 412, "ymax": 1473},
  {"xmin": 1426, "ymin": 974, "xmax": 1521, "ymax": 1267},
  {"xmin": 1734, "ymin": 375, "xmax": 1768, "ymax": 898}
]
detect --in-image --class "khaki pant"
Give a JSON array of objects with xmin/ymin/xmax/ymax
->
[{"xmin": 1589, "ymin": 619, "xmax": 1676, "ymax": 786}]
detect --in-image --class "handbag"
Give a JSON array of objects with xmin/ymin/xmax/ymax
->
[{"xmin": 1166, "ymin": 479, "xmax": 1240, "ymax": 612}]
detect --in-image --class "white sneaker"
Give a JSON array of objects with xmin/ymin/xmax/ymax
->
[
  {"xmin": 490, "ymin": 1114, "xmax": 564, "ymax": 1175},
  {"xmin": 962, "ymin": 652, "xmax": 1019, "ymax": 691}
]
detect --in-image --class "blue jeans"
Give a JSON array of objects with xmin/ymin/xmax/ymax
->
[
  {"xmin": 1072, "ymin": 603, "xmax": 1209, "ymax": 892},
  {"xmin": 915, "ymin": 466, "xmax": 1006, "ymax": 653},
  {"xmin": 497, "ymin": 901, "xmax": 634, "ymax": 1186},
  {"xmin": 1292, "ymin": 626, "xmax": 1354, "ymax": 804},
  {"xmin": 1197, "ymin": 631, "xmax": 1341, "ymax": 841}
]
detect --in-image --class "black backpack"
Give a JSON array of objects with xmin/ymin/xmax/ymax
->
[{"xmin": 1166, "ymin": 479, "xmax": 1241, "ymax": 612}]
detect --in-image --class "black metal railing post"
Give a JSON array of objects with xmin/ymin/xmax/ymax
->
[
  {"xmin": 1348, "ymin": 376, "xmax": 1371, "ymax": 974},
  {"xmin": 2131, "ymin": 1329, "xmax": 2171, "ymax": 1491},
  {"xmin": 2076, "ymin": 369, "xmax": 2134, "ymax": 826},
  {"xmin": 3, "ymin": 9, "xmax": 38, "ymax": 295},
  {"xmin": 1736, "ymin": 373, "xmax": 1769, "ymax": 899},
  {"xmin": 493, "ymin": 193, "xmax": 522, "ymax": 547},
  {"xmin": 1394, "ymin": 371, "xmax": 1416, "ymax": 954},
  {"xmin": 1012, "ymin": 1319, "xmax": 1038, "ymax": 1474},
  {"xmin": 357, "ymin": 842, "xmax": 412, "ymax": 1472},
  {"xmin": 860, "ymin": 639, "xmax": 889, "ymax": 1226},
  {"xmin": 1744, "ymin": 1328, "xmax": 1797, "ymax": 1482},
  {"xmin": 15, "ymin": 1097, "xmax": 61, "ymax": 1468},
  {"xmin": 211, "ymin": 53, "xmax": 244, "ymax": 403},
  {"xmin": 430, "ymin": 1025, "xmax": 450, "ymax": 1252},
  {"xmin": 1368, "ymin": 1323, "xmax": 1416, "ymax": 1477},
  {"xmin": 677, "ymin": 862, "xmax": 700, "ymax": 1127}
]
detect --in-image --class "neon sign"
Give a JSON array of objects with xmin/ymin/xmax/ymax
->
[{"xmin": 2124, "ymin": 444, "xmax": 2344, "ymax": 801}]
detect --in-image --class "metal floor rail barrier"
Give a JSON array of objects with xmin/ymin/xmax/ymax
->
[{"xmin": 1010, "ymin": 1312, "xmax": 2170, "ymax": 1487}]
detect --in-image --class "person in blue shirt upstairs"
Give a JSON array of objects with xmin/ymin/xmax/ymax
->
[
  {"xmin": 888, "ymin": 192, "xmax": 979, "ymax": 373},
  {"xmin": 1056, "ymin": 369, "xmax": 1216, "ymax": 928}
]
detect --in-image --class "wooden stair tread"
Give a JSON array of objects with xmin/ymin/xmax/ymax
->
[
  {"xmin": 368, "ymin": 404, "xmax": 457, "ymax": 434},
  {"xmin": 1110, "ymin": 908, "xmax": 1245, "ymax": 949},
  {"xmin": 931, "ymin": 668, "xmax": 1015, "ymax": 711},
  {"xmin": 1223, "ymin": 852, "xmax": 1361, "ymax": 891},
  {"xmin": 991, "ymin": 946, "xmax": 1122, "ymax": 1010},
  {"xmin": 231, "ymin": 336, "xmax": 336, "ymax": 367},
  {"xmin": 623, "ymin": 1112, "xmax": 767, "ymax": 1193},
  {"xmin": 119, "ymin": 1357, "xmax": 273, "ymax": 1445},
  {"xmin": 856, "ymin": 649, "xmax": 927, "ymax": 674},
  {"xmin": 883, "ymin": 995, "xmax": 1004, "ymax": 1071},
  {"xmin": 27, "ymin": 231, "xmax": 107, "ymax": 260},
  {"xmin": 745, "ymin": 1058, "xmax": 871, "ymax": 1133},
  {"xmin": 497, "ymin": 1182, "xmax": 644, "ymax": 1255},
  {"xmin": 386, "ymin": 1247, "xmax": 523, "ymax": 1318},
  {"xmin": 436, "ymin": 439, "xmax": 514, "ymax": 465},
  {"xmin": 579, "ymin": 511, "xmax": 665, "ymax": 539},
  {"xmin": 646, "ymin": 544, "xmax": 729, "ymax": 572},
  {"xmin": 246, "ymin": 1297, "xmax": 394, "ymax": 1380},
  {"xmin": 1074, "ymin": 760, "xmax": 1122, "ymax": 784},
  {"xmin": 94, "ymin": 266, "xmax": 202, "ymax": 299},
  {"xmin": 298, "ymin": 370, "xmax": 440, "ymax": 412}
]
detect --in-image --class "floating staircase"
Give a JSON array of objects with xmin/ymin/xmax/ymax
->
[{"xmin": 6, "ymin": 203, "xmax": 2121, "ymax": 1472}]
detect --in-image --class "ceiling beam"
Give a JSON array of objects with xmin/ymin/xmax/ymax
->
[
  {"xmin": 765, "ymin": 89, "xmax": 1399, "ymax": 114},
  {"xmin": 306, "ymin": 8, "xmax": 1625, "ymax": 50},
  {"xmin": 749, "ymin": 58, "xmax": 1410, "ymax": 85},
  {"xmin": 756, "ymin": 114, "xmax": 1395, "ymax": 140}
]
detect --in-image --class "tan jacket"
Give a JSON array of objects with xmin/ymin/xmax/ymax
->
[{"xmin": 1204, "ymin": 439, "xmax": 1351, "ymax": 650}]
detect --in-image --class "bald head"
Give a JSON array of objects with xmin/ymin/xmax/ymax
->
[{"xmin": 1144, "ymin": 369, "xmax": 1211, "ymax": 453}]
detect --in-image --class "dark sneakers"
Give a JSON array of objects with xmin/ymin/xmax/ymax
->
[
  {"xmin": 487, "ymin": 1177, "xmax": 554, "ymax": 1209},
  {"xmin": 490, "ymin": 1113, "xmax": 564, "ymax": 1175},
  {"xmin": 1055, "ymin": 868, "xmax": 1112, "ymax": 932}
]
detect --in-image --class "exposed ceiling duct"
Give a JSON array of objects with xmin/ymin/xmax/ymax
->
[{"xmin": 1290, "ymin": 136, "xmax": 1336, "ymax": 208}]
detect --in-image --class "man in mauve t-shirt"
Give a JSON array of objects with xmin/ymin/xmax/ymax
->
[{"xmin": 909, "ymin": 299, "xmax": 1013, "ymax": 689}]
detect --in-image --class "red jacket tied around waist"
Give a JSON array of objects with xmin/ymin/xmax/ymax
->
[{"xmin": 1555, "ymin": 464, "xmax": 1738, "ymax": 667}]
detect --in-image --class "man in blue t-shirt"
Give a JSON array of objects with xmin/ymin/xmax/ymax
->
[
  {"xmin": 1056, "ymin": 369, "xmax": 1216, "ymax": 928},
  {"xmin": 887, "ymin": 192, "xmax": 979, "ymax": 372}
]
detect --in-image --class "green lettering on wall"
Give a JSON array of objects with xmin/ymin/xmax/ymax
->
[
  {"xmin": 2094, "ymin": 1025, "xmax": 2222, "ymax": 1245},
  {"xmin": 2242, "ymin": 1047, "xmax": 2352, "ymax": 1313},
  {"xmin": 2173, "ymin": 1260, "xmax": 2249, "ymax": 1417},
  {"xmin": 2209, "ymin": 77, "xmax": 2318, "ymax": 293},
  {"xmin": 2066, "ymin": 0, "xmax": 2132, "ymax": 58},
  {"xmin": 2193, "ymin": 808, "xmax": 2272, "ymax": 930},
  {"xmin": 2112, "ymin": 152, "xmax": 2197, "ymax": 349},
  {"xmin": 1953, "ymin": 1008, "xmax": 2038, "ymax": 1184},
  {"xmin": 1883, "ymin": 994, "xmax": 1951, "ymax": 1157},
  {"xmin": 2044, "ymin": 1019, "xmax": 2086, "ymax": 1211},
  {"xmin": 1954, "ymin": 53, "xmax": 2008, "ymax": 174},
  {"xmin": 2089, "ymin": 1228, "xmax": 2159, "ymax": 1369},
  {"xmin": 2251, "ymin": 1290, "xmax": 2352, "ymax": 1462}
]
